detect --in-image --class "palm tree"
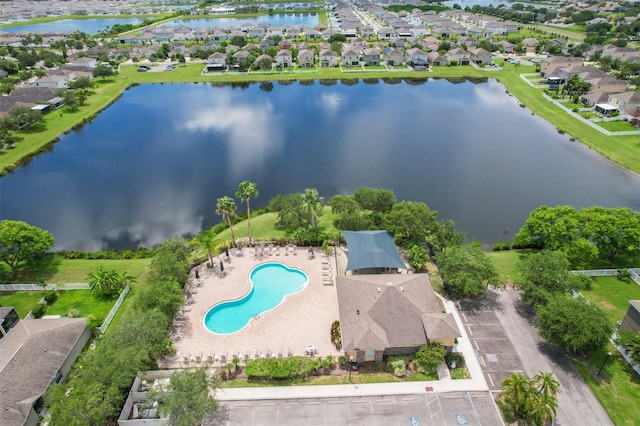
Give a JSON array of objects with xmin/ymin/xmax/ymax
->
[
  {"xmin": 192, "ymin": 230, "xmax": 224, "ymax": 266},
  {"xmin": 87, "ymin": 267, "xmax": 135, "ymax": 299},
  {"xmin": 625, "ymin": 333, "xmax": 640, "ymax": 363},
  {"xmin": 216, "ymin": 196, "xmax": 237, "ymax": 247},
  {"xmin": 531, "ymin": 371, "xmax": 560, "ymax": 424},
  {"xmin": 500, "ymin": 373, "xmax": 533, "ymax": 418},
  {"xmin": 236, "ymin": 181, "xmax": 259, "ymax": 245},
  {"xmin": 301, "ymin": 188, "xmax": 324, "ymax": 228}
]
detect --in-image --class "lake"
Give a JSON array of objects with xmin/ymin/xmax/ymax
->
[
  {"xmin": 164, "ymin": 14, "xmax": 320, "ymax": 29},
  {"xmin": 2, "ymin": 79, "xmax": 639, "ymax": 251},
  {"xmin": 0, "ymin": 18, "xmax": 144, "ymax": 34}
]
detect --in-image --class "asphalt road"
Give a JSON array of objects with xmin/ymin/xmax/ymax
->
[{"xmin": 459, "ymin": 289, "xmax": 613, "ymax": 426}]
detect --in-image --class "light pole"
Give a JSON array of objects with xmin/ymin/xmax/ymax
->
[{"xmin": 597, "ymin": 352, "xmax": 612, "ymax": 376}]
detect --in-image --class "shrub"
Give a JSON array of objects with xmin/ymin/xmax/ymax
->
[
  {"xmin": 414, "ymin": 343, "xmax": 446, "ymax": 374},
  {"xmin": 493, "ymin": 241, "xmax": 511, "ymax": 251},
  {"xmin": 445, "ymin": 352, "xmax": 465, "ymax": 368},
  {"xmin": 66, "ymin": 308, "xmax": 80, "ymax": 318},
  {"xmin": 244, "ymin": 357, "xmax": 318, "ymax": 380},
  {"xmin": 387, "ymin": 356, "xmax": 407, "ymax": 377},
  {"xmin": 43, "ymin": 289, "xmax": 58, "ymax": 304},
  {"xmin": 338, "ymin": 355, "xmax": 346, "ymax": 364},
  {"xmin": 330, "ymin": 320, "xmax": 342, "ymax": 350},
  {"xmin": 31, "ymin": 303, "xmax": 47, "ymax": 318},
  {"xmin": 617, "ymin": 268, "xmax": 631, "ymax": 281}
]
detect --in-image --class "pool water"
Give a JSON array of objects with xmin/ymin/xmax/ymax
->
[{"xmin": 203, "ymin": 262, "xmax": 309, "ymax": 334}]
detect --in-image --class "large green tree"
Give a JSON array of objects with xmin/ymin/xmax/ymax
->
[
  {"xmin": 216, "ymin": 196, "xmax": 238, "ymax": 247},
  {"xmin": 516, "ymin": 250, "xmax": 572, "ymax": 307},
  {"xmin": 500, "ymin": 371, "xmax": 560, "ymax": 424},
  {"xmin": 413, "ymin": 342, "xmax": 446, "ymax": 374},
  {"xmin": 0, "ymin": 220, "xmax": 54, "ymax": 277},
  {"xmin": 148, "ymin": 237, "xmax": 192, "ymax": 285},
  {"xmin": 384, "ymin": 201, "xmax": 438, "ymax": 247},
  {"xmin": 149, "ymin": 368, "xmax": 219, "ymax": 426},
  {"xmin": 537, "ymin": 295, "xmax": 614, "ymax": 353},
  {"xmin": 435, "ymin": 244, "xmax": 499, "ymax": 299},
  {"xmin": 236, "ymin": 181, "xmax": 259, "ymax": 244},
  {"xmin": 92, "ymin": 63, "xmax": 116, "ymax": 80}
]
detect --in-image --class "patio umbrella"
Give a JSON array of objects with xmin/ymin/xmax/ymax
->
[
  {"xmin": 220, "ymin": 261, "xmax": 224, "ymax": 272},
  {"xmin": 195, "ymin": 269, "xmax": 200, "ymax": 279}
]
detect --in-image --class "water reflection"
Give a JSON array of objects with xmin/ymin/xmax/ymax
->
[
  {"xmin": 1, "ymin": 18, "xmax": 144, "ymax": 34},
  {"xmin": 1, "ymin": 80, "xmax": 639, "ymax": 251}
]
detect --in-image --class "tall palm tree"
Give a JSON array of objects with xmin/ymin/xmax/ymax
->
[
  {"xmin": 216, "ymin": 196, "xmax": 237, "ymax": 247},
  {"xmin": 236, "ymin": 181, "xmax": 259, "ymax": 245},
  {"xmin": 301, "ymin": 188, "xmax": 324, "ymax": 228},
  {"xmin": 500, "ymin": 373, "xmax": 533, "ymax": 418}
]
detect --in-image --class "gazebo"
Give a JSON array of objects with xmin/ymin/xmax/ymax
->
[{"xmin": 341, "ymin": 230, "xmax": 407, "ymax": 274}]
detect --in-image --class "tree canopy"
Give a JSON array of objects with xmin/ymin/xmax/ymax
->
[
  {"xmin": 0, "ymin": 220, "xmax": 54, "ymax": 277},
  {"xmin": 537, "ymin": 295, "xmax": 614, "ymax": 353},
  {"xmin": 435, "ymin": 243, "xmax": 499, "ymax": 299}
]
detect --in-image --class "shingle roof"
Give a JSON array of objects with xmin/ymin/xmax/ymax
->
[
  {"xmin": 0, "ymin": 318, "xmax": 88, "ymax": 426},
  {"xmin": 336, "ymin": 274, "xmax": 451, "ymax": 351}
]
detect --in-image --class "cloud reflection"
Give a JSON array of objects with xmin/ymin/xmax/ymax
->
[{"xmin": 178, "ymin": 90, "xmax": 284, "ymax": 181}]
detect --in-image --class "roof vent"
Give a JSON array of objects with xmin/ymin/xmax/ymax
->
[
  {"xmin": 377, "ymin": 287, "xmax": 381, "ymax": 293},
  {"xmin": 400, "ymin": 286, "xmax": 405, "ymax": 292},
  {"xmin": 386, "ymin": 282, "xmax": 392, "ymax": 286},
  {"xmin": 356, "ymin": 309, "xmax": 360, "ymax": 315}
]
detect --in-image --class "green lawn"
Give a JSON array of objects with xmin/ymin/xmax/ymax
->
[
  {"xmin": 580, "ymin": 276, "xmax": 640, "ymax": 322},
  {"xmin": 15, "ymin": 256, "xmax": 151, "ymax": 284},
  {"xmin": 45, "ymin": 290, "xmax": 115, "ymax": 320},
  {"xmin": 485, "ymin": 250, "xmax": 533, "ymax": 284},
  {"xmin": 596, "ymin": 121, "xmax": 639, "ymax": 132},
  {"xmin": 0, "ymin": 291, "xmax": 43, "ymax": 317}
]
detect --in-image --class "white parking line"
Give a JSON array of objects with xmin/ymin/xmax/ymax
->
[
  {"xmin": 479, "ymin": 356, "xmax": 486, "ymax": 367},
  {"xmin": 474, "ymin": 340, "xmax": 480, "ymax": 351},
  {"xmin": 488, "ymin": 374, "xmax": 495, "ymax": 387},
  {"xmin": 461, "ymin": 312, "xmax": 467, "ymax": 322},
  {"xmin": 467, "ymin": 325, "xmax": 473, "ymax": 336}
]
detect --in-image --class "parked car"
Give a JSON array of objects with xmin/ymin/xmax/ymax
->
[
  {"xmin": 137, "ymin": 66, "xmax": 150, "ymax": 72},
  {"xmin": 164, "ymin": 64, "xmax": 176, "ymax": 71}
]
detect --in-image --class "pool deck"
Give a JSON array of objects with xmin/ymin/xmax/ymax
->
[{"xmin": 163, "ymin": 246, "xmax": 342, "ymax": 368}]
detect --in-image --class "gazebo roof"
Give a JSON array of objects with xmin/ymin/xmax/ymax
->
[{"xmin": 342, "ymin": 230, "xmax": 406, "ymax": 271}]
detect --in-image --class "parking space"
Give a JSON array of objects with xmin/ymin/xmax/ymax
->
[
  {"xmin": 207, "ymin": 392, "xmax": 503, "ymax": 426},
  {"xmin": 457, "ymin": 299, "xmax": 525, "ymax": 390}
]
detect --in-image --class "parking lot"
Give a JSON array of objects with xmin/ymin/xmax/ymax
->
[
  {"xmin": 207, "ymin": 392, "xmax": 503, "ymax": 426},
  {"xmin": 456, "ymin": 293, "xmax": 525, "ymax": 390}
]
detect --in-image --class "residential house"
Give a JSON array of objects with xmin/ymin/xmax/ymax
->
[
  {"xmin": 522, "ymin": 37, "xmax": 539, "ymax": 53},
  {"xmin": 71, "ymin": 56, "xmax": 96, "ymax": 68},
  {"xmin": 458, "ymin": 36, "xmax": 477, "ymax": 49},
  {"xmin": 607, "ymin": 91, "xmax": 640, "ymax": 116},
  {"xmin": 252, "ymin": 54, "xmax": 274, "ymax": 69},
  {"xmin": 341, "ymin": 49, "xmax": 360, "ymax": 67},
  {"xmin": 540, "ymin": 56, "xmax": 584, "ymax": 78},
  {"xmin": 631, "ymin": 106, "xmax": 640, "ymax": 128},
  {"xmin": 496, "ymin": 40, "xmax": 515, "ymax": 54},
  {"xmin": 275, "ymin": 49, "xmax": 293, "ymax": 67},
  {"xmin": 232, "ymin": 50, "xmax": 249, "ymax": 65},
  {"xmin": 377, "ymin": 28, "xmax": 394, "ymax": 39},
  {"xmin": 445, "ymin": 48, "xmax": 470, "ymax": 65},
  {"xmin": 304, "ymin": 29, "xmax": 321, "ymax": 40},
  {"xmin": 210, "ymin": 30, "xmax": 228, "ymax": 42},
  {"xmin": 503, "ymin": 21, "xmax": 520, "ymax": 33},
  {"xmin": 0, "ymin": 308, "xmax": 91, "ymax": 426},
  {"xmin": 297, "ymin": 49, "xmax": 315, "ymax": 68},
  {"xmin": 33, "ymin": 74, "xmax": 67, "ymax": 88},
  {"xmin": 362, "ymin": 48, "xmax": 381, "ymax": 66},
  {"xmin": 484, "ymin": 22, "xmax": 506, "ymax": 35},
  {"xmin": 205, "ymin": 52, "xmax": 226, "ymax": 72},
  {"xmin": 383, "ymin": 47, "xmax": 404, "ymax": 66},
  {"xmin": 469, "ymin": 47, "xmax": 492, "ymax": 65},
  {"xmin": 427, "ymin": 51, "xmax": 449, "ymax": 66},
  {"xmin": 406, "ymin": 47, "xmax": 428, "ymax": 66},
  {"xmin": 247, "ymin": 27, "xmax": 265, "ymax": 39},
  {"xmin": 620, "ymin": 301, "xmax": 640, "ymax": 334},
  {"xmin": 319, "ymin": 49, "xmax": 338, "ymax": 67}
]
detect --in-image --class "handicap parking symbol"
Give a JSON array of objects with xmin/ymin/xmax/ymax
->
[
  {"xmin": 409, "ymin": 416, "xmax": 421, "ymax": 426},
  {"xmin": 455, "ymin": 413, "xmax": 469, "ymax": 425}
]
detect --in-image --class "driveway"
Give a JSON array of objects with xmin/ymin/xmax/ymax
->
[{"xmin": 459, "ymin": 289, "xmax": 613, "ymax": 426}]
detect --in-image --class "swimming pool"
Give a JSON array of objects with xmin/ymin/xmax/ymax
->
[{"xmin": 203, "ymin": 262, "xmax": 309, "ymax": 334}]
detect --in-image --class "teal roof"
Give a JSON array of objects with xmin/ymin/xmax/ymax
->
[{"xmin": 342, "ymin": 230, "xmax": 406, "ymax": 271}]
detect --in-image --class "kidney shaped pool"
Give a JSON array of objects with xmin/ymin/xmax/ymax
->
[{"xmin": 203, "ymin": 262, "xmax": 309, "ymax": 334}]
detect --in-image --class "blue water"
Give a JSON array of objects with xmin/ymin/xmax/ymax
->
[
  {"xmin": 1, "ymin": 18, "xmax": 144, "ymax": 34},
  {"xmin": 165, "ymin": 14, "xmax": 319, "ymax": 29},
  {"xmin": 204, "ymin": 262, "xmax": 309, "ymax": 334}
]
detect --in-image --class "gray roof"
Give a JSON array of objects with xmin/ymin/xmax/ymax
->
[
  {"xmin": 336, "ymin": 274, "xmax": 453, "ymax": 351},
  {"xmin": 342, "ymin": 230, "xmax": 406, "ymax": 271},
  {"xmin": 0, "ymin": 318, "xmax": 88, "ymax": 426}
]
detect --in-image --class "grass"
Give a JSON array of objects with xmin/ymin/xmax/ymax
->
[
  {"xmin": 485, "ymin": 250, "xmax": 533, "ymax": 284},
  {"xmin": 215, "ymin": 207, "xmax": 339, "ymax": 244},
  {"xmin": 571, "ymin": 345, "xmax": 640, "ymax": 426},
  {"xmin": 12, "ymin": 256, "xmax": 151, "ymax": 284},
  {"xmin": 45, "ymin": 290, "xmax": 115, "ymax": 320},
  {"xmin": 580, "ymin": 276, "xmax": 640, "ymax": 322},
  {"xmin": 596, "ymin": 121, "xmax": 638, "ymax": 132},
  {"xmin": 0, "ymin": 291, "xmax": 43, "ymax": 317},
  {"xmin": 451, "ymin": 367, "xmax": 469, "ymax": 379}
]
